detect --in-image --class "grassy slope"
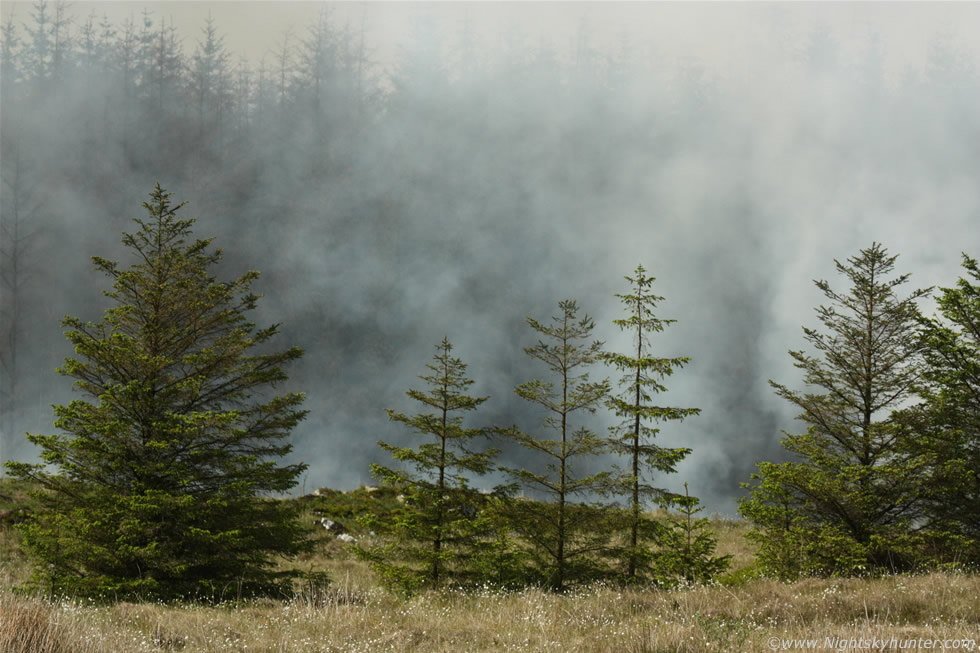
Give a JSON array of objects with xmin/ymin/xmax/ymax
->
[{"xmin": 1, "ymin": 478, "xmax": 978, "ymax": 652}]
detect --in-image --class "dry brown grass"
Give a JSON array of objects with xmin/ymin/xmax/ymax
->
[
  {"xmin": 0, "ymin": 595, "xmax": 76, "ymax": 653},
  {"xmin": 0, "ymin": 573, "xmax": 977, "ymax": 652}
]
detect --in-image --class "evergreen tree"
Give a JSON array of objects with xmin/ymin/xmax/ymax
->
[
  {"xmin": 233, "ymin": 55, "xmax": 252, "ymax": 138},
  {"xmin": 603, "ymin": 264, "xmax": 700, "ymax": 581},
  {"xmin": 273, "ymin": 30, "xmax": 294, "ymax": 110},
  {"xmin": 296, "ymin": 7, "xmax": 335, "ymax": 116},
  {"xmin": 143, "ymin": 17, "xmax": 185, "ymax": 166},
  {"xmin": 190, "ymin": 15, "xmax": 231, "ymax": 150},
  {"xmin": 135, "ymin": 8, "xmax": 155, "ymax": 91},
  {"xmin": 295, "ymin": 7, "xmax": 336, "ymax": 175},
  {"xmin": 114, "ymin": 15, "xmax": 139, "ymax": 158},
  {"xmin": 78, "ymin": 12, "xmax": 100, "ymax": 75},
  {"xmin": 150, "ymin": 18, "xmax": 185, "ymax": 113},
  {"xmin": 47, "ymin": 0, "xmax": 72, "ymax": 84},
  {"xmin": 23, "ymin": 0, "xmax": 51, "ymax": 84},
  {"xmin": 501, "ymin": 299, "xmax": 613, "ymax": 592},
  {"xmin": 739, "ymin": 243, "xmax": 932, "ymax": 578},
  {"xmin": 1, "ymin": 14, "xmax": 22, "ymax": 96},
  {"xmin": 4, "ymin": 185, "xmax": 310, "ymax": 600},
  {"xmin": 361, "ymin": 337, "xmax": 497, "ymax": 593},
  {"xmin": 901, "ymin": 254, "xmax": 980, "ymax": 562},
  {"xmin": 653, "ymin": 483, "xmax": 731, "ymax": 585},
  {"xmin": 95, "ymin": 12, "xmax": 116, "ymax": 75}
]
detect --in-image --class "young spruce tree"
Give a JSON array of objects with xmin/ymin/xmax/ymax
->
[
  {"xmin": 654, "ymin": 482, "xmax": 731, "ymax": 585},
  {"xmin": 361, "ymin": 337, "xmax": 497, "ymax": 593},
  {"xmin": 739, "ymin": 243, "xmax": 931, "ymax": 578},
  {"xmin": 502, "ymin": 300, "xmax": 612, "ymax": 592},
  {"xmin": 5, "ymin": 185, "xmax": 310, "ymax": 600},
  {"xmin": 603, "ymin": 264, "xmax": 701, "ymax": 581}
]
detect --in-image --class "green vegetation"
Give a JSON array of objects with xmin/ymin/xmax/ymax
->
[
  {"xmin": 740, "ymin": 243, "xmax": 976, "ymax": 579},
  {"xmin": 603, "ymin": 264, "xmax": 702, "ymax": 582},
  {"xmin": 3, "ymin": 186, "xmax": 310, "ymax": 601},
  {"xmin": 359, "ymin": 338, "xmax": 500, "ymax": 593},
  {"xmin": 899, "ymin": 254, "xmax": 980, "ymax": 562},
  {"xmin": 498, "ymin": 300, "xmax": 615, "ymax": 591},
  {"xmin": 654, "ymin": 483, "xmax": 731, "ymax": 585},
  {"xmin": 1, "ymin": 206, "xmax": 977, "ymax": 619},
  {"xmin": 1, "ymin": 477, "xmax": 978, "ymax": 652}
]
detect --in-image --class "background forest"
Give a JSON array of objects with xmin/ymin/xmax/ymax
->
[{"xmin": 1, "ymin": 1, "xmax": 979, "ymax": 518}]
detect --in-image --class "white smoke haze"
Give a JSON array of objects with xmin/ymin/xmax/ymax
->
[{"xmin": 1, "ymin": 2, "xmax": 978, "ymax": 515}]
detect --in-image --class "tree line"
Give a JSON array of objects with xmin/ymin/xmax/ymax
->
[
  {"xmin": 0, "ymin": 1, "xmax": 631, "ymax": 460},
  {"xmin": 4, "ymin": 186, "xmax": 978, "ymax": 599},
  {"xmin": 363, "ymin": 242, "xmax": 980, "ymax": 592},
  {"xmin": 4, "ymin": 186, "xmax": 722, "ymax": 597},
  {"xmin": 3, "ymin": 2, "xmax": 974, "ymax": 467}
]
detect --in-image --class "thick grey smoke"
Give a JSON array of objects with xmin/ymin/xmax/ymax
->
[{"xmin": 1, "ymin": 2, "xmax": 978, "ymax": 515}]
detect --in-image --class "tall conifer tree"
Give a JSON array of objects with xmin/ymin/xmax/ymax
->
[
  {"xmin": 740, "ymin": 243, "xmax": 931, "ymax": 578},
  {"xmin": 502, "ymin": 300, "xmax": 612, "ymax": 592},
  {"xmin": 5, "ymin": 185, "xmax": 310, "ymax": 600},
  {"xmin": 603, "ymin": 265, "xmax": 700, "ymax": 581},
  {"xmin": 362, "ymin": 337, "xmax": 496, "ymax": 593}
]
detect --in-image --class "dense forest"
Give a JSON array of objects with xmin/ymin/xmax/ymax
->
[{"xmin": 1, "ymin": 1, "xmax": 979, "ymax": 521}]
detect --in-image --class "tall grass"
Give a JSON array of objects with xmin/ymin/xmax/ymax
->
[
  {"xmin": 1, "ymin": 572, "xmax": 977, "ymax": 652},
  {"xmin": 2, "ymin": 510, "xmax": 978, "ymax": 653}
]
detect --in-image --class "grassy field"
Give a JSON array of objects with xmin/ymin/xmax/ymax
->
[{"xmin": 1, "ymin": 482, "xmax": 978, "ymax": 653}]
